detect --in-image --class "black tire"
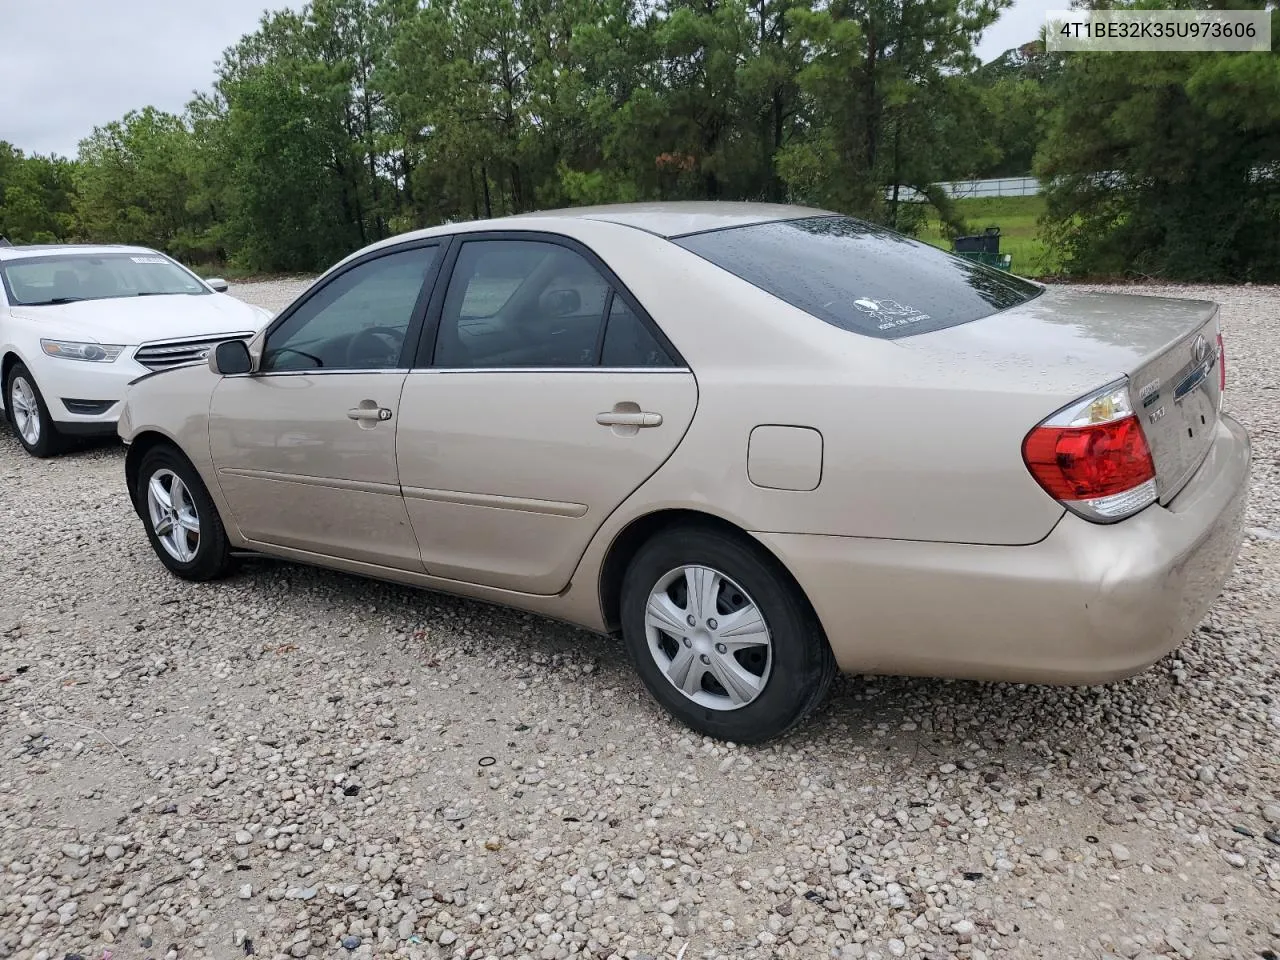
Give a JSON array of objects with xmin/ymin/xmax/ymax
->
[
  {"xmin": 135, "ymin": 445, "xmax": 234, "ymax": 581},
  {"xmin": 620, "ymin": 524, "xmax": 836, "ymax": 743},
  {"xmin": 5, "ymin": 363, "xmax": 64, "ymax": 457}
]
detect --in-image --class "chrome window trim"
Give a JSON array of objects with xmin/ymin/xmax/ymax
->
[
  {"xmin": 221, "ymin": 366, "xmax": 692, "ymax": 380},
  {"xmin": 221, "ymin": 368, "xmax": 412, "ymax": 379}
]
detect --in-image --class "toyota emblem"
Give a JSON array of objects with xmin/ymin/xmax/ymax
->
[{"xmin": 1191, "ymin": 333, "xmax": 1209, "ymax": 366}]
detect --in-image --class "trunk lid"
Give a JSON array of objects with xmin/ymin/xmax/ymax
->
[
  {"xmin": 906, "ymin": 286, "xmax": 1222, "ymax": 503},
  {"xmin": 1127, "ymin": 313, "xmax": 1222, "ymax": 503}
]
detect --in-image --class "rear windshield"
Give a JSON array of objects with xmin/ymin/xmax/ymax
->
[
  {"xmin": 673, "ymin": 216, "xmax": 1041, "ymax": 339},
  {"xmin": 0, "ymin": 252, "xmax": 208, "ymax": 306}
]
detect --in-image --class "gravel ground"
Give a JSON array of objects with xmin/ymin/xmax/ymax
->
[{"xmin": 1, "ymin": 278, "xmax": 1277, "ymax": 960}]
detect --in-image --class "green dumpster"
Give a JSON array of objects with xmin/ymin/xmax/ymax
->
[{"xmin": 955, "ymin": 250, "xmax": 1013, "ymax": 271}]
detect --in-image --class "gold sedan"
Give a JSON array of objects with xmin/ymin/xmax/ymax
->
[{"xmin": 118, "ymin": 203, "xmax": 1251, "ymax": 742}]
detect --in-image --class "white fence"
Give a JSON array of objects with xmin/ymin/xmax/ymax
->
[
  {"xmin": 891, "ymin": 168, "xmax": 1274, "ymax": 201},
  {"xmin": 888, "ymin": 176, "xmax": 1041, "ymax": 202}
]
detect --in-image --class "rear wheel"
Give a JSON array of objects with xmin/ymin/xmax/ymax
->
[
  {"xmin": 136, "ymin": 445, "xmax": 234, "ymax": 581},
  {"xmin": 620, "ymin": 525, "xmax": 835, "ymax": 743},
  {"xmin": 6, "ymin": 364, "xmax": 63, "ymax": 457}
]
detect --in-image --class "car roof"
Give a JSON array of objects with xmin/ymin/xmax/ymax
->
[
  {"xmin": 338, "ymin": 201, "xmax": 834, "ymax": 270},
  {"xmin": 0, "ymin": 243, "xmax": 160, "ymax": 261},
  {"xmin": 504, "ymin": 201, "xmax": 831, "ymax": 238},
  {"xmin": 386, "ymin": 201, "xmax": 830, "ymax": 245}
]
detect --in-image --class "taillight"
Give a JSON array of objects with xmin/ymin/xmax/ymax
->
[
  {"xmin": 1022, "ymin": 381, "xmax": 1157, "ymax": 522},
  {"xmin": 1217, "ymin": 331, "xmax": 1226, "ymax": 396}
]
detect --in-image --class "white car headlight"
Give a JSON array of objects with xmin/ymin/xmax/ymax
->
[{"xmin": 40, "ymin": 339, "xmax": 126, "ymax": 362}]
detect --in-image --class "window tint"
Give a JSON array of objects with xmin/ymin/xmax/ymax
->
[
  {"xmin": 434, "ymin": 240, "xmax": 611, "ymax": 368},
  {"xmin": 601, "ymin": 296, "xmax": 674, "ymax": 367},
  {"xmin": 674, "ymin": 217, "xmax": 1041, "ymax": 340},
  {"xmin": 263, "ymin": 246, "xmax": 437, "ymax": 371}
]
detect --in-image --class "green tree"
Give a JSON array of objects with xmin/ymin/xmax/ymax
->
[
  {"xmin": 383, "ymin": 0, "xmax": 529, "ymax": 222},
  {"xmin": 1037, "ymin": 27, "xmax": 1280, "ymax": 280},
  {"xmin": 74, "ymin": 108, "xmax": 211, "ymax": 257},
  {"xmin": 211, "ymin": 6, "xmax": 382, "ymax": 270},
  {"xmin": 0, "ymin": 142, "xmax": 78, "ymax": 243},
  {"xmin": 10, "ymin": 0, "xmax": 1276, "ymax": 283},
  {"xmin": 778, "ymin": 0, "xmax": 1009, "ymax": 228},
  {"xmin": 524, "ymin": 0, "xmax": 668, "ymax": 206},
  {"xmin": 738, "ymin": 0, "xmax": 810, "ymax": 201},
  {"xmin": 970, "ymin": 40, "xmax": 1059, "ymax": 179},
  {"xmin": 653, "ymin": 0, "xmax": 755, "ymax": 199}
]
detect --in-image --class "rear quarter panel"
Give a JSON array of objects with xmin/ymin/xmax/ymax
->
[{"xmin": 555, "ymin": 221, "xmax": 1068, "ymax": 547}]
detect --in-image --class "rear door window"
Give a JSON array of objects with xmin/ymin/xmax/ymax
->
[
  {"xmin": 673, "ymin": 216, "xmax": 1041, "ymax": 339},
  {"xmin": 601, "ymin": 296, "xmax": 675, "ymax": 367},
  {"xmin": 434, "ymin": 239, "xmax": 613, "ymax": 368}
]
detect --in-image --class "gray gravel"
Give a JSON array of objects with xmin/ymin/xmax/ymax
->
[{"xmin": 1, "ymin": 278, "xmax": 1277, "ymax": 960}]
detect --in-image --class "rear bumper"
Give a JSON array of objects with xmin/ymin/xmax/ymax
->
[{"xmin": 755, "ymin": 414, "xmax": 1251, "ymax": 684}]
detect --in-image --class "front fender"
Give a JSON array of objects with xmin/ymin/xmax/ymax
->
[{"xmin": 116, "ymin": 363, "xmax": 230, "ymax": 529}]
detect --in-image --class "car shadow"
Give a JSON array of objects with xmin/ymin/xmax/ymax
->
[
  {"xmin": 223, "ymin": 551, "xmax": 1237, "ymax": 792},
  {"xmin": 63, "ymin": 435, "xmax": 124, "ymax": 457},
  {"xmin": 0, "ymin": 428, "xmax": 122, "ymax": 461}
]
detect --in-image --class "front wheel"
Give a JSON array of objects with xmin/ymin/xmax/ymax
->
[
  {"xmin": 619, "ymin": 525, "xmax": 835, "ymax": 743},
  {"xmin": 6, "ymin": 364, "xmax": 63, "ymax": 457},
  {"xmin": 136, "ymin": 446, "xmax": 234, "ymax": 581}
]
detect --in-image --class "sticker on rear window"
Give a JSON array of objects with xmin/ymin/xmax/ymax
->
[
  {"xmin": 850, "ymin": 297, "xmax": 931, "ymax": 331},
  {"xmin": 130, "ymin": 256, "xmax": 168, "ymax": 264}
]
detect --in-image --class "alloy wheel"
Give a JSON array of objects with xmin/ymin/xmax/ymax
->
[
  {"xmin": 10, "ymin": 376, "xmax": 41, "ymax": 446},
  {"xmin": 146, "ymin": 468, "xmax": 201, "ymax": 563}
]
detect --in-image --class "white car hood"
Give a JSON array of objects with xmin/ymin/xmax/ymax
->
[{"xmin": 8, "ymin": 293, "xmax": 270, "ymax": 345}]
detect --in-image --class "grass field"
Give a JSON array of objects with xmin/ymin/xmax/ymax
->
[{"xmin": 915, "ymin": 195, "xmax": 1059, "ymax": 278}]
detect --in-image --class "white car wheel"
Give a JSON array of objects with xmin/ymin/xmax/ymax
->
[{"xmin": 5, "ymin": 364, "xmax": 63, "ymax": 457}]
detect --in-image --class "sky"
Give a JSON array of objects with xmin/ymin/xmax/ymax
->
[
  {"xmin": 0, "ymin": 0, "xmax": 301, "ymax": 158},
  {"xmin": 975, "ymin": 0, "xmax": 1059, "ymax": 63},
  {"xmin": 0, "ymin": 0, "xmax": 1054, "ymax": 160}
]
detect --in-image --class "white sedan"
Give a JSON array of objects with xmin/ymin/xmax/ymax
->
[{"xmin": 0, "ymin": 243, "xmax": 271, "ymax": 456}]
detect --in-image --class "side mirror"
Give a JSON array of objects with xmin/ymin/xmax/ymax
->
[
  {"xmin": 540, "ymin": 287, "xmax": 581, "ymax": 317},
  {"xmin": 211, "ymin": 339, "xmax": 253, "ymax": 375},
  {"xmin": 206, "ymin": 277, "xmax": 230, "ymax": 293}
]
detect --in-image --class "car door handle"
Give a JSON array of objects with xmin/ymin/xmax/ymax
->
[
  {"xmin": 348, "ymin": 405, "xmax": 393, "ymax": 422},
  {"xmin": 596, "ymin": 411, "xmax": 662, "ymax": 428}
]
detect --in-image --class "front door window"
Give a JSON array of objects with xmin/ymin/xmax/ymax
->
[{"xmin": 263, "ymin": 246, "xmax": 439, "ymax": 372}]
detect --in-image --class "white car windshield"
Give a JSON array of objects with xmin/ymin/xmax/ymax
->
[{"xmin": 0, "ymin": 253, "xmax": 210, "ymax": 306}]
